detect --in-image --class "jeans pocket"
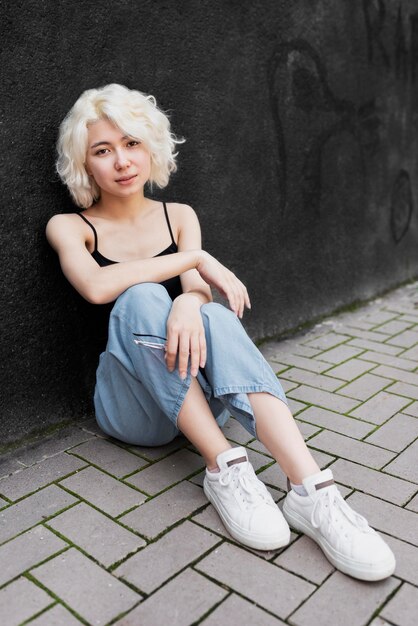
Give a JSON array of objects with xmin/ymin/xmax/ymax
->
[{"xmin": 133, "ymin": 333, "xmax": 167, "ymax": 350}]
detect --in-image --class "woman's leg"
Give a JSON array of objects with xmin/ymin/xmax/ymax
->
[
  {"xmin": 173, "ymin": 303, "xmax": 291, "ymax": 549},
  {"xmin": 182, "ymin": 301, "xmax": 395, "ymax": 576},
  {"xmin": 247, "ymin": 392, "xmax": 320, "ymax": 483},
  {"xmin": 177, "ymin": 374, "xmax": 320, "ymax": 481},
  {"xmin": 198, "ymin": 302, "xmax": 318, "ymax": 481},
  {"xmin": 99, "ymin": 285, "xmax": 289, "ymax": 549},
  {"xmin": 177, "ymin": 377, "xmax": 231, "ymax": 470}
]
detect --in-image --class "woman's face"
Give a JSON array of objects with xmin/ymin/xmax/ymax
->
[{"xmin": 85, "ymin": 117, "xmax": 151, "ymax": 198}]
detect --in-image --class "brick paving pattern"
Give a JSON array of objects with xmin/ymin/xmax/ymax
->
[{"xmin": 0, "ymin": 281, "xmax": 417, "ymax": 625}]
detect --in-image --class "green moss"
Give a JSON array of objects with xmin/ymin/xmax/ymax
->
[{"xmin": 0, "ymin": 419, "xmax": 76, "ymax": 456}]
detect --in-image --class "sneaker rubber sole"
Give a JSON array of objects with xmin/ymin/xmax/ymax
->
[
  {"xmin": 204, "ymin": 480, "xmax": 290, "ymax": 551},
  {"xmin": 283, "ymin": 499, "xmax": 396, "ymax": 581}
]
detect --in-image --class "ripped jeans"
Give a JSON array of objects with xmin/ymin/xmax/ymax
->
[{"xmin": 94, "ymin": 283, "xmax": 288, "ymax": 446}]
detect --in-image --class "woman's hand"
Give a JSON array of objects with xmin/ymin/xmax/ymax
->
[
  {"xmin": 196, "ymin": 251, "xmax": 251, "ymax": 318},
  {"xmin": 165, "ymin": 294, "xmax": 207, "ymax": 380}
]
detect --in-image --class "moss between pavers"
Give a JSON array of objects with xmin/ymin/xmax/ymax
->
[
  {"xmin": 0, "ymin": 419, "xmax": 75, "ymax": 456},
  {"xmin": 22, "ymin": 570, "xmax": 89, "ymax": 625}
]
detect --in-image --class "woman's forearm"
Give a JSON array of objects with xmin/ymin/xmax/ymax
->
[{"xmin": 86, "ymin": 250, "xmax": 203, "ymax": 304}]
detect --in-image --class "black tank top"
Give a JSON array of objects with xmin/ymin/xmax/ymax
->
[{"xmin": 77, "ymin": 202, "xmax": 183, "ymax": 302}]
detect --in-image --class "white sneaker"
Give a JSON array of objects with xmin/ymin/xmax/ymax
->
[
  {"xmin": 203, "ymin": 447, "xmax": 290, "ymax": 550},
  {"xmin": 283, "ymin": 468, "xmax": 396, "ymax": 581}
]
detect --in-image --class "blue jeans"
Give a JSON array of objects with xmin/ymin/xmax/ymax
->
[{"xmin": 94, "ymin": 283, "xmax": 288, "ymax": 446}]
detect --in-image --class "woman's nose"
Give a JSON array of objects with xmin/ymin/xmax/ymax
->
[{"xmin": 115, "ymin": 151, "xmax": 130, "ymax": 169}]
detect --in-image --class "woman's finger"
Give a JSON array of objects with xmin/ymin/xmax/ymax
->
[
  {"xmin": 226, "ymin": 291, "xmax": 237, "ymax": 316},
  {"xmin": 224, "ymin": 276, "xmax": 238, "ymax": 315},
  {"xmin": 165, "ymin": 326, "xmax": 179, "ymax": 372},
  {"xmin": 199, "ymin": 333, "xmax": 207, "ymax": 367},
  {"xmin": 230, "ymin": 273, "xmax": 245, "ymax": 317},
  {"xmin": 234, "ymin": 280, "xmax": 244, "ymax": 318},
  {"xmin": 234, "ymin": 278, "xmax": 250, "ymax": 318},
  {"xmin": 230, "ymin": 280, "xmax": 242, "ymax": 317},
  {"xmin": 199, "ymin": 331, "xmax": 207, "ymax": 368},
  {"xmin": 189, "ymin": 332, "xmax": 201, "ymax": 377},
  {"xmin": 244, "ymin": 284, "xmax": 251, "ymax": 310},
  {"xmin": 178, "ymin": 330, "xmax": 191, "ymax": 380},
  {"xmin": 238, "ymin": 280, "xmax": 247, "ymax": 317}
]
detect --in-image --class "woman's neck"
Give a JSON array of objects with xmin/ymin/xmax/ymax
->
[{"xmin": 90, "ymin": 190, "xmax": 150, "ymax": 221}]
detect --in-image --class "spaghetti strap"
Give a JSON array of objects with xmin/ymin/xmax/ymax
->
[
  {"xmin": 163, "ymin": 202, "xmax": 176, "ymax": 245},
  {"xmin": 77, "ymin": 212, "xmax": 98, "ymax": 251}
]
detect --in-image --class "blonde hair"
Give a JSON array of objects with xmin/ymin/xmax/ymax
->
[{"xmin": 56, "ymin": 83, "xmax": 183, "ymax": 208}]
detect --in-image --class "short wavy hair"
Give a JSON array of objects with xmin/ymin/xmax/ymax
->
[{"xmin": 56, "ymin": 83, "xmax": 183, "ymax": 208}]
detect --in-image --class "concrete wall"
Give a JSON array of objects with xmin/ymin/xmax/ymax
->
[{"xmin": 1, "ymin": 0, "xmax": 418, "ymax": 446}]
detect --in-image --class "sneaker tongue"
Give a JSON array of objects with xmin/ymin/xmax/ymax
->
[
  {"xmin": 302, "ymin": 468, "xmax": 335, "ymax": 496},
  {"xmin": 216, "ymin": 447, "xmax": 249, "ymax": 472}
]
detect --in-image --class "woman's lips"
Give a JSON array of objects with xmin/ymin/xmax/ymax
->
[{"xmin": 115, "ymin": 174, "xmax": 137, "ymax": 185}]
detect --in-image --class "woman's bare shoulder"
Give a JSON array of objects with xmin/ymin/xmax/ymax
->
[
  {"xmin": 46, "ymin": 211, "xmax": 84, "ymax": 227},
  {"xmin": 46, "ymin": 212, "xmax": 87, "ymax": 250},
  {"xmin": 165, "ymin": 202, "xmax": 199, "ymax": 238},
  {"xmin": 166, "ymin": 202, "xmax": 198, "ymax": 222}
]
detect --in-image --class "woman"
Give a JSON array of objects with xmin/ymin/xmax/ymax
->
[{"xmin": 47, "ymin": 83, "xmax": 395, "ymax": 581}]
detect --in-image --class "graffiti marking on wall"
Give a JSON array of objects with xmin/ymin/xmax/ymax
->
[{"xmin": 268, "ymin": 40, "xmax": 381, "ymax": 217}]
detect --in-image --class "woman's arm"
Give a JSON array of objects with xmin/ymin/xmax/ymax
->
[
  {"xmin": 46, "ymin": 213, "xmax": 203, "ymax": 304},
  {"xmin": 46, "ymin": 211, "xmax": 250, "ymax": 313}
]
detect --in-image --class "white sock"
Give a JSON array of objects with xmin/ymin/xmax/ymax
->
[{"xmin": 291, "ymin": 482, "xmax": 308, "ymax": 496}]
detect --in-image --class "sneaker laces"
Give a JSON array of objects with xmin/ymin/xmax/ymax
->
[
  {"xmin": 311, "ymin": 487, "xmax": 371, "ymax": 537},
  {"xmin": 219, "ymin": 464, "xmax": 273, "ymax": 510}
]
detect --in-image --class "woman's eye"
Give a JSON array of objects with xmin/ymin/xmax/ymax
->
[
  {"xmin": 127, "ymin": 140, "xmax": 140, "ymax": 147},
  {"xmin": 95, "ymin": 148, "xmax": 109, "ymax": 155}
]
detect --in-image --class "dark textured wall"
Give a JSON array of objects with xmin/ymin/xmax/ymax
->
[{"xmin": 1, "ymin": 0, "xmax": 418, "ymax": 446}]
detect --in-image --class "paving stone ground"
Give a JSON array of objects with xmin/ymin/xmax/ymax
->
[{"xmin": 0, "ymin": 282, "xmax": 417, "ymax": 625}]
